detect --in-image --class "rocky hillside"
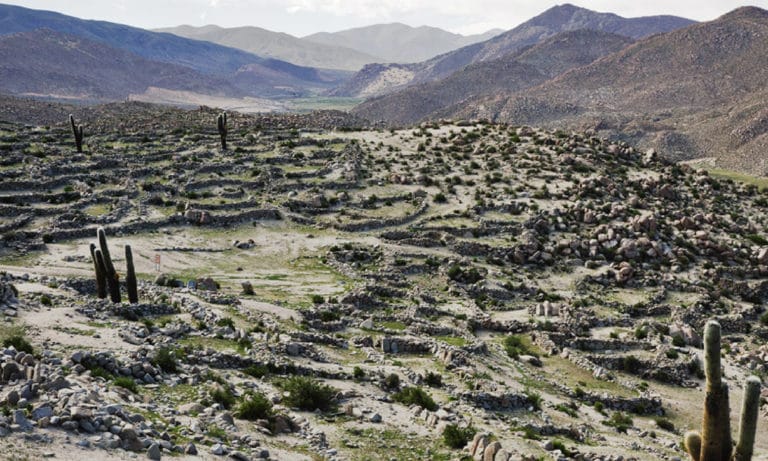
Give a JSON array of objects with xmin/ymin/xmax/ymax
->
[
  {"xmin": 155, "ymin": 24, "xmax": 379, "ymax": 71},
  {"xmin": 0, "ymin": 3, "xmax": 349, "ymax": 100},
  {"xmin": 352, "ymin": 30, "xmax": 633, "ymax": 125},
  {"xmin": 444, "ymin": 6, "xmax": 768, "ymax": 173},
  {"xmin": 335, "ymin": 4, "xmax": 693, "ymax": 97},
  {"xmin": 0, "ymin": 29, "xmax": 245, "ymax": 102},
  {"xmin": 304, "ymin": 23, "xmax": 502, "ymax": 64},
  {"xmin": 1, "ymin": 102, "xmax": 768, "ymax": 460}
]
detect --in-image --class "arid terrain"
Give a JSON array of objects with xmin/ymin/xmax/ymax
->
[{"xmin": 0, "ymin": 100, "xmax": 767, "ymax": 461}]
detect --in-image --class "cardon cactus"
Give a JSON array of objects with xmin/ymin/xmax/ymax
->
[
  {"xmin": 69, "ymin": 114, "xmax": 84, "ymax": 153},
  {"xmin": 89, "ymin": 243, "xmax": 107, "ymax": 299},
  {"xmin": 125, "ymin": 245, "xmax": 138, "ymax": 304},
  {"xmin": 217, "ymin": 112, "xmax": 227, "ymax": 150},
  {"xmin": 97, "ymin": 227, "xmax": 121, "ymax": 303},
  {"xmin": 684, "ymin": 320, "xmax": 761, "ymax": 461}
]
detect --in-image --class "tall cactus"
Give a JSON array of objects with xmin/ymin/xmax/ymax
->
[
  {"xmin": 684, "ymin": 320, "xmax": 762, "ymax": 461},
  {"xmin": 217, "ymin": 112, "xmax": 227, "ymax": 150},
  {"xmin": 97, "ymin": 227, "xmax": 121, "ymax": 303},
  {"xmin": 69, "ymin": 114, "xmax": 84, "ymax": 153},
  {"xmin": 125, "ymin": 245, "xmax": 138, "ymax": 304},
  {"xmin": 89, "ymin": 243, "xmax": 107, "ymax": 299}
]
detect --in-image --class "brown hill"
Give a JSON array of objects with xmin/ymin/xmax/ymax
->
[
  {"xmin": 0, "ymin": 29, "xmax": 241, "ymax": 101},
  {"xmin": 335, "ymin": 4, "xmax": 694, "ymax": 97},
  {"xmin": 442, "ymin": 6, "xmax": 768, "ymax": 173},
  {"xmin": 352, "ymin": 29, "xmax": 633, "ymax": 125}
]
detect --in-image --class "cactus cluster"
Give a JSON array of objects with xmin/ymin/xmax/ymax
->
[
  {"xmin": 217, "ymin": 112, "xmax": 227, "ymax": 150},
  {"xmin": 89, "ymin": 227, "xmax": 138, "ymax": 304},
  {"xmin": 684, "ymin": 320, "xmax": 761, "ymax": 461},
  {"xmin": 69, "ymin": 114, "xmax": 84, "ymax": 153}
]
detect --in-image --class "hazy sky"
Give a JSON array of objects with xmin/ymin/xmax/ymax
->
[{"xmin": 4, "ymin": 0, "xmax": 767, "ymax": 35}]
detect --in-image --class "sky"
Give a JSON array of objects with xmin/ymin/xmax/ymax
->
[{"xmin": 3, "ymin": 0, "xmax": 767, "ymax": 36}]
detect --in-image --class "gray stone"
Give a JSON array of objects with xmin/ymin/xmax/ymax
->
[
  {"xmin": 31, "ymin": 404, "xmax": 53, "ymax": 420},
  {"xmin": 211, "ymin": 443, "xmax": 226, "ymax": 455},
  {"xmin": 185, "ymin": 443, "xmax": 198, "ymax": 455},
  {"xmin": 5, "ymin": 390, "xmax": 19, "ymax": 406},
  {"xmin": 13, "ymin": 409, "xmax": 32, "ymax": 430},
  {"xmin": 147, "ymin": 442, "xmax": 162, "ymax": 460}
]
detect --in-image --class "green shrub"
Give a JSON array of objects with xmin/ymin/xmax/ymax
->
[
  {"xmin": 235, "ymin": 392, "xmax": 273, "ymax": 420},
  {"xmin": 443, "ymin": 424, "xmax": 476, "ymax": 449},
  {"xmin": 760, "ymin": 311, "xmax": 768, "ymax": 326},
  {"xmin": 594, "ymin": 401, "xmax": 605, "ymax": 414},
  {"xmin": 279, "ymin": 376, "xmax": 336, "ymax": 412},
  {"xmin": 113, "ymin": 376, "xmax": 138, "ymax": 393},
  {"xmin": 89, "ymin": 366, "xmax": 113, "ymax": 380},
  {"xmin": 210, "ymin": 385, "xmax": 236, "ymax": 409},
  {"xmin": 621, "ymin": 355, "xmax": 643, "ymax": 374},
  {"xmin": 353, "ymin": 366, "xmax": 365, "ymax": 380},
  {"xmin": 524, "ymin": 389, "xmax": 542, "ymax": 411},
  {"xmin": 3, "ymin": 335, "xmax": 33, "ymax": 354},
  {"xmin": 603, "ymin": 411, "xmax": 633, "ymax": 433},
  {"xmin": 243, "ymin": 364, "xmax": 269, "ymax": 379},
  {"xmin": 634, "ymin": 326, "xmax": 648, "ymax": 340},
  {"xmin": 424, "ymin": 372, "xmax": 442, "ymax": 387},
  {"xmin": 216, "ymin": 317, "xmax": 235, "ymax": 329},
  {"xmin": 392, "ymin": 386, "xmax": 438, "ymax": 411},
  {"xmin": 654, "ymin": 417, "xmax": 675, "ymax": 432},
  {"xmin": 384, "ymin": 373, "xmax": 400, "ymax": 389},
  {"xmin": 311, "ymin": 295, "xmax": 324, "ymax": 305},
  {"xmin": 671, "ymin": 334, "xmax": 686, "ymax": 347},
  {"xmin": 151, "ymin": 346, "xmax": 177, "ymax": 373},
  {"xmin": 39, "ymin": 294, "xmax": 52, "ymax": 306},
  {"xmin": 503, "ymin": 335, "xmax": 536, "ymax": 360}
]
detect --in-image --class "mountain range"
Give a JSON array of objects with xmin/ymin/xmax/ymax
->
[
  {"xmin": 335, "ymin": 4, "xmax": 696, "ymax": 98},
  {"xmin": 303, "ymin": 23, "xmax": 503, "ymax": 64},
  {"xmin": 0, "ymin": 3, "xmax": 348, "ymax": 100},
  {"xmin": 358, "ymin": 6, "xmax": 768, "ymax": 174},
  {"xmin": 156, "ymin": 23, "xmax": 501, "ymax": 71}
]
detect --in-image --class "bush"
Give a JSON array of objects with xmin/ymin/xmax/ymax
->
[
  {"xmin": 424, "ymin": 372, "xmax": 442, "ymax": 387},
  {"xmin": 152, "ymin": 346, "xmax": 177, "ymax": 373},
  {"xmin": 392, "ymin": 386, "xmax": 438, "ymax": 411},
  {"xmin": 524, "ymin": 389, "xmax": 542, "ymax": 411},
  {"xmin": 113, "ymin": 376, "xmax": 138, "ymax": 393},
  {"xmin": 210, "ymin": 385, "xmax": 236, "ymax": 409},
  {"xmin": 621, "ymin": 355, "xmax": 643, "ymax": 374},
  {"xmin": 216, "ymin": 317, "xmax": 235, "ymax": 329},
  {"xmin": 384, "ymin": 373, "xmax": 400, "ymax": 389},
  {"xmin": 244, "ymin": 364, "xmax": 269, "ymax": 379},
  {"xmin": 671, "ymin": 334, "xmax": 686, "ymax": 347},
  {"xmin": 503, "ymin": 335, "xmax": 536, "ymax": 360},
  {"xmin": 353, "ymin": 366, "xmax": 365, "ymax": 380},
  {"xmin": 443, "ymin": 424, "xmax": 476, "ymax": 449},
  {"xmin": 634, "ymin": 326, "xmax": 648, "ymax": 340},
  {"xmin": 760, "ymin": 311, "xmax": 768, "ymax": 326},
  {"xmin": 603, "ymin": 411, "xmax": 633, "ymax": 433},
  {"xmin": 654, "ymin": 417, "xmax": 675, "ymax": 432},
  {"xmin": 279, "ymin": 376, "xmax": 336, "ymax": 412},
  {"xmin": 40, "ymin": 294, "xmax": 52, "ymax": 306},
  {"xmin": 311, "ymin": 294, "xmax": 324, "ymax": 305},
  {"xmin": 3, "ymin": 334, "xmax": 33, "ymax": 354},
  {"xmin": 235, "ymin": 392, "xmax": 273, "ymax": 420}
]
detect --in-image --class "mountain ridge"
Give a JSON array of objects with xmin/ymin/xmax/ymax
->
[
  {"xmin": 154, "ymin": 24, "xmax": 380, "ymax": 71},
  {"xmin": 438, "ymin": 7, "xmax": 768, "ymax": 173},
  {"xmin": 304, "ymin": 22, "xmax": 503, "ymax": 63},
  {"xmin": 351, "ymin": 29, "xmax": 634, "ymax": 125},
  {"xmin": 335, "ymin": 3, "xmax": 695, "ymax": 98}
]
